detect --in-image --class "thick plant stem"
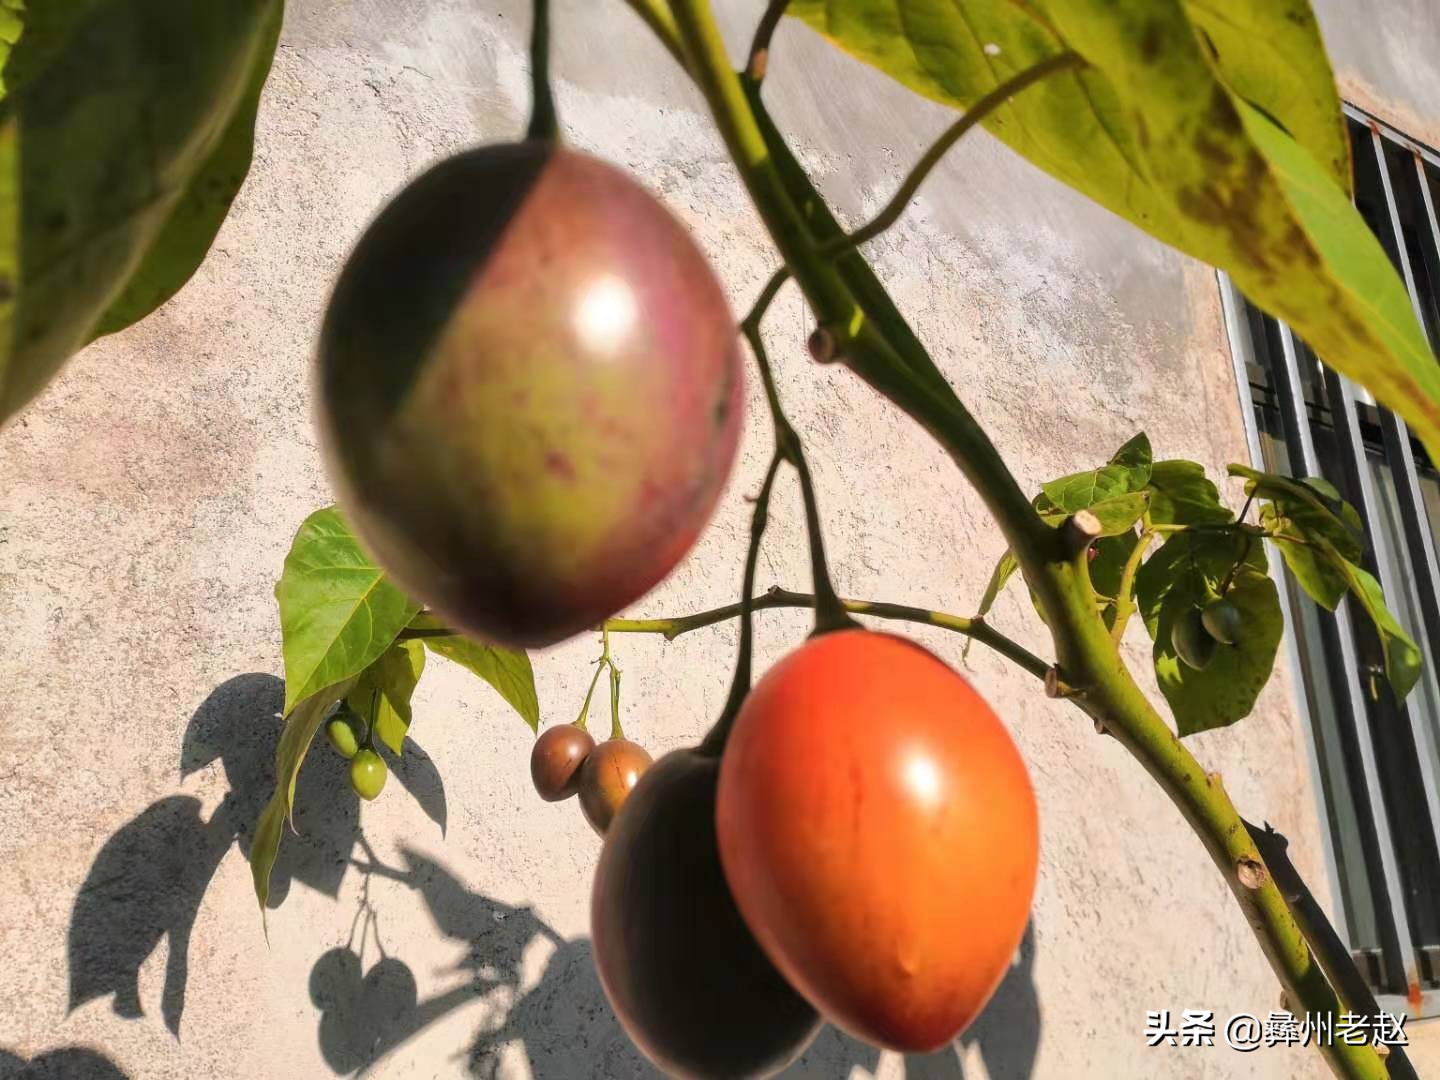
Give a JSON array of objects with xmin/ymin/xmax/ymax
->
[{"xmin": 665, "ymin": 3, "xmax": 1385, "ymax": 1076}]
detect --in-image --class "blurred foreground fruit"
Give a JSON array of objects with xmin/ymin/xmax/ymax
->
[
  {"xmin": 592, "ymin": 750, "xmax": 822, "ymax": 1077},
  {"xmin": 349, "ymin": 748, "xmax": 388, "ymax": 801},
  {"xmin": 1172, "ymin": 609, "xmax": 1218, "ymax": 670},
  {"xmin": 531, "ymin": 723, "xmax": 596, "ymax": 802},
  {"xmin": 317, "ymin": 143, "xmax": 743, "ymax": 649},
  {"xmin": 716, "ymin": 630, "xmax": 1038, "ymax": 1052},
  {"xmin": 578, "ymin": 737, "xmax": 653, "ymax": 834}
]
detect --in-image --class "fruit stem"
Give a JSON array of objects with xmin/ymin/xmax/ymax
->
[
  {"xmin": 701, "ymin": 452, "xmax": 783, "ymax": 756},
  {"xmin": 1219, "ymin": 497, "xmax": 1258, "ymax": 595},
  {"xmin": 608, "ymin": 649, "xmax": 624, "ymax": 740},
  {"xmin": 1109, "ymin": 517, "xmax": 1154, "ymax": 642},
  {"xmin": 815, "ymin": 51, "xmax": 1085, "ymax": 261},
  {"xmin": 526, "ymin": 0, "xmax": 559, "ymax": 141},
  {"xmin": 741, "ymin": 282, "xmax": 858, "ymax": 636},
  {"xmin": 663, "ymin": 5, "xmax": 1385, "ymax": 1075},
  {"xmin": 605, "ymin": 587, "xmax": 1050, "ymax": 678},
  {"xmin": 745, "ymin": 0, "xmax": 791, "ymax": 83},
  {"xmin": 574, "ymin": 655, "xmax": 606, "ymax": 732},
  {"xmin": 362, "ymin": 688, "xmax": 379, "ymax": 750}
]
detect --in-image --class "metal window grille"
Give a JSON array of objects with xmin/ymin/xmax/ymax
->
[{"xmin": 1220, "ymin": 104, "xmax": 1440, "ymax": 1017}]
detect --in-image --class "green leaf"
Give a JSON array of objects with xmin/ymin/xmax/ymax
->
[
  {"xmin": 1040, "ymin": 433, "xmax": 1151, "ymax": 512},
  {"xmin": 787, "ymin": 0, "xmax": 1440, "ymax": 462},
  {"xmin": 1261, "ymin": 502, "xmax": 1347, "ymax": 608},
  {"xmin": 1230, "ymin": 464, "xmax": 1362, "ymax": 560},
  {"xmin": 92, "ymin": 1, "xmax": 282, "ymax": 337},
  {"xmin": 250, "ymin": 678, "xmax": 356, "ymax": 911},
  {"xmin": 1108, "ymin": 432, "xmax": 1153, "ymax": 490},
  {"xmin": 1146, "ymin": 460, "xmax": 1233, "ymax": 526},
  {"xmin": 0, "ymin": 0, "xmax": 283, "ymax": 425},
  {"xmin": 276, "ymin": 507, "xmax": 421, "ymax": 714},
  {"xmin": 1315, "ymin": 539, "xmax": 1422, "ymax": 700},
  {"xmin": 975, "ymin": 549, "xmax": 1019, "ymax": 619},
  {"xmin": 1136, "ymin": 529, "xmax": 1266, "ymax": 640},
  {"xmin": 347, "ymin": 639, "xmax": 426, "ymax": 755},
  {"xmin": 1153, "ymin": 568, "xmax": 1284, "ymax": 736},
  {"xmin": 0, "ymin": 1, "xmax": 24, "ymax": 93},
  {"xmin": 1184, "ymin": 0, "xmax": 1350, "ymax": 194},
  {"xmin": 408, "ymin": 613, "xmax": 540, "ymax": 731}
]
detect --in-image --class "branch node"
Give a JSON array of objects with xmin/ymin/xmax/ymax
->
[
  {"xmin": 748, "ymin": 47, "xmax": 768, "ymax": 82},
  {"xmin": 1045, "ymin": 666, "xmax": 1080, "ymax": 699},
  {"xmin": 807, "ymin": 325, "xmax": 840, "ymax": 364},
  {"xmin": 1093, "ymin": 717, "xmax": 1106, "ymax": 735},
  {"xmin": 1236, "ymin": 857, "xmax": 1268, "ymax": 891},
  {"xmin": 1061, "ymin": 510, "xmax": 1103, "ymax": 556}
]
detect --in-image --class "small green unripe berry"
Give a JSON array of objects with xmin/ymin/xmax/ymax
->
[
  {"xmin": 350, "ymin": 748, "xmax": 388, "ymax": 801},
  {"xmin": 1201, "ymin": 598, "xmax": 1243, "ymax": 645},
  {"xmin": 327, "ymin": 715, "xmax": 361, "ymax": 759},
  {"xmin": 1172, "ymin": 609, "xmax": 1218, "ymax": 671}
]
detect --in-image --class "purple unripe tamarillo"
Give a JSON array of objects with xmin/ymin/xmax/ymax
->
[{"xmin": 317, "ymin": 143, "xmax": 744, "ymax": 650}]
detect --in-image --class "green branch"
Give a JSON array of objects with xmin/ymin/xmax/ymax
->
[
  {"xmin": 816, "ymin": 51, "xmax": 1084, "ymax": 258},
  {"xmin": 1109, "ymin": 521, "xmax": 1154, "ymax": 641},
  {"xmin": 662, "ymin": 4, "xmax": 1384, "ymax": 1076},
  {"xmin": 606, "ymin": 585, "xmax": 1050, "ymax": 679}
]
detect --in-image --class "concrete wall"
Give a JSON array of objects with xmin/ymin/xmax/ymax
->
[{"xmin": 0, "ymin": 1, "xmax": 1433, "ymax": 1077}]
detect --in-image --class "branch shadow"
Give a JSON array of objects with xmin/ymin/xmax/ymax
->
[
  {"xmin": 0, "ymin": 1047, "xmax": 128, "ymax": 1080},
  {"xmin": 66, "ymin": 672, "xmax": 448, "ymax": 1039},
  {"xmin": 316, "ymin": 845, "xmax": 1041, "ymax": 1080}
]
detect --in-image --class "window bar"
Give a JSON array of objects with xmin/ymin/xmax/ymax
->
[
  {"xmin": 1270, "ymin": 316, "xmax": 1421, "ymax": 996},
  {"xmin": 1321, "ymin": 358, "xmax": 1426, "ymax": 1000},
  {"xmin": 1367, "ymin": 127, "xmax": 1440, "ymax": 867},
  {"xmin": 1218, "ymin": 272, "xmax": 1351, "ymax": 943}
]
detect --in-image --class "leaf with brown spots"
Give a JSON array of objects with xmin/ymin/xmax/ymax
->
[{"xmin": 787, "ymin": 0, "xmax": 1440, "ymax": 458}]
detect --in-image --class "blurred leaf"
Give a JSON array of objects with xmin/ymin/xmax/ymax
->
[
  {"xmin": 1184, "ymin": 0, "xmax": 1350, "ymax": 193},
  {"xmin": 250, "ymin": 678, "xmax": 356, "ymax": 911},
  {"xmin": 1147, "ymin": 460, "xmax": 1233, "ymax": 526},
  {"xmin": 788, "ymin": 0, "xmax": 1440, "ymax": 462},
  {"xmin": 409, "ymin": 612, "xmax": 540, "ymax": 731},
  {"xmin": 0, "ymin": 1, "xmax": 23, "ymax": 93},
  {"xmin": 1153, "ymin": 567, "xmax": 1284, "ymax": 735},
  {"xmin": 276, "ymin": 507, "xmax": 420, "ymax": 714},
  {"xmin": 92, "ymin": 0, "xmax": 282, "ymax": 337},
  {"xmin": 347, "ymin": 639, "xmax": 426, "ymax": 755},
  {"xmin": 0, "ymin": 0, "xmax": 284, "ymax": 425}
]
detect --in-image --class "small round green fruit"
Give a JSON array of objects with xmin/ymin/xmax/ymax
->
[
  {"xmin": 350, "ymin": 748, "xmax": 388, "ymax": 801},
  {"xmin": 1172, "ymin": 609, "xmax": 1218, "ymax": 670},
  {"xmin": 326, "ymin": 714, "xmax": 361, "ymax": 760},
  {"xmin": 1201, "ymin": 598, "xmax": 1243, "ymax": 645}
]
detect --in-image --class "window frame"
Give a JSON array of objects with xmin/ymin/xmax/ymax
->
[{"xmin": 1219, "ymin": 102, "xmax": 1440, "ymax": 1020}]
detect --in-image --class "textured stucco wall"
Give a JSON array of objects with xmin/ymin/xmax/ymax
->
[{"xmin": 0, "ymin": 2, "xmax": 1432, "ymax": 1078}]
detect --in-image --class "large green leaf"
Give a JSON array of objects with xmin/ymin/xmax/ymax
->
[
  {"xmin": 1146, "ymin": 460, "xmax": 1233, "ymax": 526},
  {"xmin": 250, "ymin": 678, "xmax": 356, "ymax": 910},
  {"xmin": 1040, "ymin": 432, "xmax": 1151, "ymax": 512},
  {"xmin": 1263, "ymin": 501, "xmax": 1347, "ymax": 609},
  {"xmin": 408, "ymin": 612, "xmax": 540, "ymax": 731},
  {"xmin": 1154, "ymin": 567, "xmax": 1284, "ymax": 736},
  {"xmin": 787, "ymin": 0, "xmax": 1440, "ymax": 460},
  {"xmin": 276, "ymin": 507, "xmax": 420, "ymax": 714},
  {"xmin": 0, "ymin": 0, "xmax": 283, "ymax": 425},
  {"xmin": 346, "ymin": 639, "xmax": 426, "ymax": 755}
]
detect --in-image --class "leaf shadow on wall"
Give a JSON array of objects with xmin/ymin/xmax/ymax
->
[
  {"xmin": 0, "ymin": 1046, "xmax": 128, "ymax": 1080},
  {"xmin": 66, "ymin": 672, "xmax": 448, "ymax": 1039},
  {"xmin": 313, "ymin": 845, "xmax": 1041, "ymax": 1079}
]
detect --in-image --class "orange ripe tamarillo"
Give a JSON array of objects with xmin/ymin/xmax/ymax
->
[
  {"xmin": 716, "ymin": 629, "xmax": 1039, "ymax": 1052},
  {"xmin": 318, "ymin": 144, "xmax": 743, "ymax": 649}
]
